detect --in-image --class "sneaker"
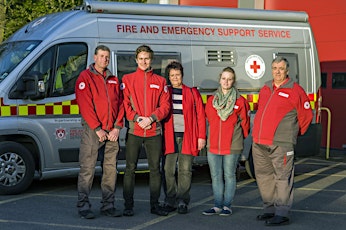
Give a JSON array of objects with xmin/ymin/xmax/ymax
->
[
  {"xmin": 151, "ymin": 205, "xmax": 169, "ymax": 216},
  {"xmin": 202, "ymin": 207, "xmax": 221, "ymax": 216},
  {"xmin": 79, "ymin": 210, "xmax": 95, "ymax": 219},
  {"xmin": 101, "ymin": 208, "xmax": 122, "ymax": 217},
  {"xmin": 161, "ymin": 203, "xmax": 177, "ymax": 212},
  {"xmin": 219, "ymin": 207, "xmax": 232, "ymax": 216},
  {"xmin": 123, "ymin": 209, "xmax": 134, "ymax": 216},
  {"xmin": 177, "ymin": 204, "xmax": 188, "ymax": 214}
]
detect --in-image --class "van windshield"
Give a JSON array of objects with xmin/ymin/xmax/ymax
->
[{"xmin": 0, "ymin": 41, "xmax": 40, "ymax": 83}]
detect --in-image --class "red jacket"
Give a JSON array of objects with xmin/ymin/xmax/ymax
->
[
  {"xmin": 252, "ymin": 78, "xmax": 313, "ymax": 146},
  {"xmin": 121, "ymin": 67, "xmax": 170, "ymax": 137},
  {"xmin": 163, "ymin": 85, "xmax": 206, "ymax": 156},
  {"xmin": 205, "ymin": 94, "xmax": 250, "ymax": 155},
  {"xmin": 75, "ymin": 64, "xmax": 124, "ymax": 131}
]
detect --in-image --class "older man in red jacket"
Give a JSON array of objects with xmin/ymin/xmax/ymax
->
[
  {"xmin": 252, "ymin": 57, "xmax": 313, "ymax": 226},
  {"xmin": 75, "ymin": 45, "xmax": 124, "ymax": 219}
]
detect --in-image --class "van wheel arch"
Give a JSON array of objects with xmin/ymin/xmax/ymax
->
[{"xmin": 0, "ymin": 141, "xmax": 35, "ymax": 195}]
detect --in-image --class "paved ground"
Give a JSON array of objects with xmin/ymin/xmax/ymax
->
[{"xmin": 0, "ymin": 152, "xmax": 345, "ymax": 230}]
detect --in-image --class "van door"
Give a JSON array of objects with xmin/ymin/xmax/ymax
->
[{"xmin": 8, "ymin": 43, "xmax": 88, "ymax": 169}]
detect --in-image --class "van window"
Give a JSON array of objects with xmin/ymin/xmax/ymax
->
[
  {"xmin": 50, "ymin": 43, "xmax": 87, "ymax": 96},
  {"xmin": 114, "ymin": 51, "xmax": 180, "ymax": 83},
  {"xmin": 13, "ymin": 43, "xmax": 87, "ymax": 98},
  {"xmin": 0, "ymin": 41, "xmax": 40, "ymax": 83}
]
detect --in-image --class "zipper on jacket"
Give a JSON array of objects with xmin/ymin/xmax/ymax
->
[
  {"xmin": 104, "ymin": 76, "xmax": 111, "ymax": 131},
  {"xmin": 144, "ymin": 71, "xmax": 147, "ymax": 137},
  {"xmin": 218, "ymin": 119, "xmax": 222, "ymax": 154}
]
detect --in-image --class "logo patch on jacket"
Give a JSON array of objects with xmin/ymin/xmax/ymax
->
[
  {"xmin": 304, "ymin": 101, "xmax": 311, "ymax": 109},
  {"xmin": 78, "ymin": 82, "xmax": 86, "ymax": 90},
  {"xmin": 150, "ymin": 84, "xmax": 160, "ymax": 89},
  {"xmin": 234, "ymin": 105, "xmax": 239, "ymax": 109},
  {"xmin": 107, "ymin": 80, "xmax": 117, "ymax": 84},
  {"xmin": 120, "ymin": 83, "xmax": 125, "ymax": 90},
  {"xmin": 287, "ymin": 151, "xmax": 294, "ymax": 156},
  {"xmin": 278, "ymin": 92, "xmax": 289, "ymax": 98}
]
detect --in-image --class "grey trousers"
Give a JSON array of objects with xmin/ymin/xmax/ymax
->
[
  {"xmin": 164, "ymin": 137, "xmax": 194, "ymax": 206},
  {"xmin": 252, "ymin": 143, "xmax": 294, "ymax": 217}
]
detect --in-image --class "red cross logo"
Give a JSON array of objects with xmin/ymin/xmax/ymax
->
[
  {"xmin": 245, "ymin": 55, "xmax": 265, "ymax": 80},
  {"xmin": 250, "ymin": 61, "xmax": 261, "ymax": 74}
]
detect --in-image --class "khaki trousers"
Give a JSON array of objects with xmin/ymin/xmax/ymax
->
[{"xmin": 77, "ymin": 124, "xmax": 119, "ymax": 211}]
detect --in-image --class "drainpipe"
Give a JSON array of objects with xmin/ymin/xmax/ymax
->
[{"xmin": 320, "ymin": 107, "xmax": 331, "ymax": 159}]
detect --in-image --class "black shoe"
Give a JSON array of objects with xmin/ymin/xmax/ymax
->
[
  {"xmin": 123, "ymin": 209, "xmax": 134, "ymax": 216},
  {"xmin": 161, "ymin": 204, "xmax": 177, "ymax": 212},
  {"xmin": 256, "ymin": 213, "xmax": 275, "ymax": 221},
  {"xmin": 265, "ymin": 215, "xmax": 290, "ymax": 226},
  {"xmin": 101, "ymin": 208, "xmax": 122, "ymax": 217},
  {"xmin": 151, "ymin": 205, "xmax": 169, "ymax": 216},
  {"xmin": 177, "ymin": 204, "xmax": 188, "ymax": 214},
  {"xmin": 79, "ymin": 210, "xmax": 95, "ymax": 219}
]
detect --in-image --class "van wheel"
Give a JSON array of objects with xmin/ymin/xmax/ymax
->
[
  {"xmin": 0, "ymin": 142, "xmax": 35, "ymax": 195},
  {"xmin": 245, "ymin": 148, "xmax": 256, "ymax": 179}
]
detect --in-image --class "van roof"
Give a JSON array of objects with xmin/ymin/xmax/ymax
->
[
  {"xmin": 85, "ymin": 0, "xmax": 308, "ymax": 22},
  {"xmin": 6, "ymin": 1, "xmax": 310, "ymax": 44}
]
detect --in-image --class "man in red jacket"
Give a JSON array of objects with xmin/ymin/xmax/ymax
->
[
  {"xmin": 121, "ymin": 45, "xmax": 171, "ymax": 216},
  {"xmin": 75, "ymin": 45, "xmax": 124, "ymax": 219},
  {"xmin": 252, "ymin": 57, "xmax": 313, "ymax": 226}
]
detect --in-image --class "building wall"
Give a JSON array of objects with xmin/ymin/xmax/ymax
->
[
  {"xmin": 265, "ymin": 0, "xmax": 346, "ymax": 63},
  {"xmin": 320, "ymin": 61, "xmax": 346, "ymax": 149}
]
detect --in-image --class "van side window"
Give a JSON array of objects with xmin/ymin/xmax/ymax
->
[
  {"xmin": 114, "ymin": 51, "xmax": 180, "ymax": 84},
  {"xmin": 9, "ymin": 47, "xmax": 55, "ymax": 99},
  {"xmin": 51, "ymin": 44, "xmax": 87, "ymax": 96},
  {"xmin": 10, "ymin": 43, "xmax": 87, "ymax": 99}
]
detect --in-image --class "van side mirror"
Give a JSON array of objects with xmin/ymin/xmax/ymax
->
[
  {"xmin": 9, "ymin": 71, "xmax": 46, "ymax": 100},
  {"xmin": 22, "ymin": 73, "xmax": 45, "ymax": 99}
]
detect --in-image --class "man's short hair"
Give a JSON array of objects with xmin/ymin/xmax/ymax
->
[
  {"xmin": 272, "ymin": 56, "xmax": 289, "ymax": 69},
  {"xmin": 95, "ymin": 45, "xmax": 110, "ymax": 55},
  {"xmin": 135, "ymin": 44, "xmax": 154, "ymax": 59}
]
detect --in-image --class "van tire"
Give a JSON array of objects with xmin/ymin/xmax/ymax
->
[{"xmin": 0, "ymin": 141, "xmax": 35, "ymax": 195}]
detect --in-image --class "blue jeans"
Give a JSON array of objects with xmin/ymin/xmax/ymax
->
[{"xmin": 207, "ymin": 152, "xmax": 240, "ymax": 209}]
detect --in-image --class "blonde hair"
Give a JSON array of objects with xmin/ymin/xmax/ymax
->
[{"xmin": 219, "ymin": 67, "xmax": 236, "ymax": 81}]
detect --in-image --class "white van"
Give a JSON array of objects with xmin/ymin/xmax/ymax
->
[{"xmin": 0, "ymin": 0, "xmax": 321, "ymax": 194}]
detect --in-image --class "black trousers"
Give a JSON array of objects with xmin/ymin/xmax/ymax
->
[{"xmin": 123, "ymin": 134, "xmax": 163, "ymax": 209}]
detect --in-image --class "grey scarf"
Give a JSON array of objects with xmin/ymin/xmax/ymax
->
[{"xmin": 212, "ymin": 86, "xmax": 237, "ymax": 121}]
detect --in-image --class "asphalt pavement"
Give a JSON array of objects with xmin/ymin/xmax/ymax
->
[{"xmin": 0, "ymin": 150, "xmax": 345, "ymax": 230}]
